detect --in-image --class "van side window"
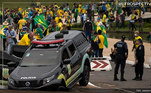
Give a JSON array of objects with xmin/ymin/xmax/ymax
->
[
  {"xmin": 74, "ymin": 33, "xmax": 87, "ymax": 47},
  {"xmin": 68, "ymin": 44, "xmax": 76, "ymax": 56},
  {"xmin": 62, "ymin": 48, "xmax": 69, "ymax": 60}
]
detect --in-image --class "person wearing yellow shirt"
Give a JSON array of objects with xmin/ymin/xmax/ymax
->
[
  {"xmin": 57, "ymin": 19, "xmax": 63, "ymax": 31},
  {"xmin": 78, "ymin": 5, "xmax": 82, "ymax": 15},
  {"xmin": 96, "ymin": 18, "xmax": 104, "ymax": 32},
  {"xmin": 82, "ymin": 7, "xmax": 86, "ymax": 14},
  {"xmin": 132, "ymin": 31, "xmax": 142, "ymax": 51},
  {"xmin": 18, "ymin": 19, "xmax": 27, "ymax": 29},
  {"xmin": 94, "ymin": 30, "xmax": 104, "ymax": 57},
  {"xmin": 38, "ymin": 8, "xmax": 42, "ymax": 14},
  {"xmin": 18, "ymin": 32, "xmax": 34, "ymax": 46},
  {"xmin": 55, "ymin": 15, "xmax": 62, "ymax": 24},
  {"xmin": 102, "ymin": 13, "xmax": 107, "ymax": 27},
  {"xmin": 64, "ymin": 11, "xmax": 68, "ymax": 22},
  {"xmin": 18, "ymin": 19, "xmax": 27, "ymax": 34},
  {"xmin": 50, "ymin": 10, "xmax": 53, "ymax": 17},
  {"xmin": 58, "ymin": 8, "xmax": 64, "ymax": 17},
  {"xmin": 131, "ymin": 31, "xmax": 142, "ymax": 67}
]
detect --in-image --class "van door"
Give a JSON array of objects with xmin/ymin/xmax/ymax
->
[{"xmin": 67, "ymin": 43, "xmax": 81, "ymax": 77}]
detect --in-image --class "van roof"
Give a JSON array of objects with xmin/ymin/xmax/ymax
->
[{"xmin": 43, "ymin": 30, "xmax": 82, "ymax": 41}]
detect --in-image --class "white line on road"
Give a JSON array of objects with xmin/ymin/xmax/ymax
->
[{"xmin": 88, "ymin": 82, "xmax": 102, "ymax": 88}]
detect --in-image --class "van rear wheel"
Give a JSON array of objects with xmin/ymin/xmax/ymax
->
[{"xmin": 79, "ymin": 64, "xmax": 90, "ymax": 86}]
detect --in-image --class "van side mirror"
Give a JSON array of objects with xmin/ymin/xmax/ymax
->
[
  {"xmin": 63, "ymin": 59, "xmax": 71, "ymax": 64},
  {"xmin": 7, "ymin": 62, "xmax": 17, "ymax": 67}
]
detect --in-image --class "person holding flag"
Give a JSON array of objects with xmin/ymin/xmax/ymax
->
[
  {"xmin": 34, "ymin": 14, "xmax": 48, "ymax": 31},
  {"xmin": 0, "ymin": 21, "xmax": 9, "ymax": 51},
  {"xmin": 96, "ymin": 18, "xmax": 108, "ymax": 49},
  {"xmin": 34, "ymin": 24, "xmax": 44, "ymax": 40},
  {"xmin": 34, "ymin": 14, "xmax": 49, "ymax": 39},
  {"xmin": 94, "ymin": 30, "xmax": 104, "ymax": 57}
]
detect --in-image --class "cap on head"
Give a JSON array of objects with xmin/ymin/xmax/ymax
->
[
  {"xmin": 135, "ymin": 31, "xmax": 139, "ymax": 34},
  {"xmin": 3, "ymin": 21, "xmax": 9, "ymax": 25},
  {"xmin": 97, "ymin": 18, "xmax": 100, "ymax": 20}
]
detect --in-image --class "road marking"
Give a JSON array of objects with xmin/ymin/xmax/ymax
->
[
  {"xmin": 91, "ymin": 57, "xmax": 112, "ymax": 71},
  {"xmin": 88, "ymin": 82, "xmax": 102, "ymax": 88}
]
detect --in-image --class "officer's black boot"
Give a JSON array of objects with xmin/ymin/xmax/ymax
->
[
  {"xmin": 114, "ymin": 74, "xmax": 119, "ymax": 81},
  {"xmin": 120, "ymin": 74, "xmax": 127, "ymax": 81},
  {"xmin": 138, "ymin": 74, "xmax": 143, "ymax": 81},
  {"xmin": 132, "ymin": 73, "xmax": 139, "ymax": 80}
]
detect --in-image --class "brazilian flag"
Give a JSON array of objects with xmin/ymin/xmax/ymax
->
[
  {"xmin": 34, "ymin": 14, "xmax": 48, "ymax": 30},
  {"xmin": 0, "ymin": 25, "xmax": 8, "ymax": 39},
  {"xmin": 100, "ymin": 26, "xmax": 108, "ymax": 48}
]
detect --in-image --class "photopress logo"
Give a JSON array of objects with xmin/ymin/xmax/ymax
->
[{"xmin": 118, "ymin": 2, "xmax": 151, "ymax": 7}]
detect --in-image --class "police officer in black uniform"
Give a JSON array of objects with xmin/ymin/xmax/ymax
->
[
  {"xmin": 114, "ymin": 35, "xmax": 128, "ymax": 81},
  {"xmin": 133, "ymin": 39, "xmax": 145, "ymax": 81}
]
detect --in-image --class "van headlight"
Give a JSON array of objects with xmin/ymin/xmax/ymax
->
[
  {"xmin": 8, "ymin": 78, "xmax": 15, "ymax": 85},
  {"xmin": 43, "ymin": 75, "xmax": 55, "ymax": 85}
]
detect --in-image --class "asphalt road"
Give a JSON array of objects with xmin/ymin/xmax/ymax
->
[{"xmin": 0, "ymin": 38, "xmax": 151, "ymax": 93}]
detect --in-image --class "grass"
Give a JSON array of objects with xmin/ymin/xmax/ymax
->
[{"xmin": 71, "ymin": 20, "xmax": 151, "ymax": 32}]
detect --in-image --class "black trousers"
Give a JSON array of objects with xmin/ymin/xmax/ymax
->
[
  {"xmin": 99, "ymin": 49, "xmax": 103, "ymax": 57},
  {"xmin": 114, "ymin": 58, "xmax": 126, "ymax": 77},
  {"xmin": 67, "ymin": 26, "xmax": 71, "ymax": 30},
  {"xmin": 2, "ymin": 38, "xmax": 6, "ymax": 51},
  {"xmin": 135, "ymin": 62, "xmax": 144, "ymax": 78}
]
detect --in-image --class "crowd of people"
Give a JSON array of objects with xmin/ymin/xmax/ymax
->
[{"xmin": 0, "ymin": 1, "xmax": 150, "ymax": 55}]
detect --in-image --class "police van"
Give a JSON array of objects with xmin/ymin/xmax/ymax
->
[{"xmin": 8, "ymin": 30, "xmax": 92, "ymax": 89}]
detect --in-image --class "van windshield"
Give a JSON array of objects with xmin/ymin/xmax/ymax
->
[{"xmin": 20, "ymin": 50, "xmax": 58, "ymax": 67}]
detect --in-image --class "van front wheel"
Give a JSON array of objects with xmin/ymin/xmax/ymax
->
[{"xmin": 79, "ymin": 64, "xmax": 90, "ymax": 86}]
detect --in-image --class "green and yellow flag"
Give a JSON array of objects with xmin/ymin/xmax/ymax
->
[
  {"xmin": 34, "ymin": 14, "xmax": 48, "ymax": 30},
  {"xmin": 100, "ymin": 26, "xmax": 108, "ymax": 48},
  {"xmin": 0, "ymin": 25, "xmax": 8, "ymax": 39}
]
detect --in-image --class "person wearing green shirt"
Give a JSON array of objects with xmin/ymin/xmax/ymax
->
[
  {"xmin": 74, "ymin": 6, "xmax": 78, "ymax": 23},
  {"xmin": 91, "ymin": 18, "xmax": 97, "ymax": 31},
  {"xmin": 36, "ymin": 24, "xmax": 43, "ymax": 39}
]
